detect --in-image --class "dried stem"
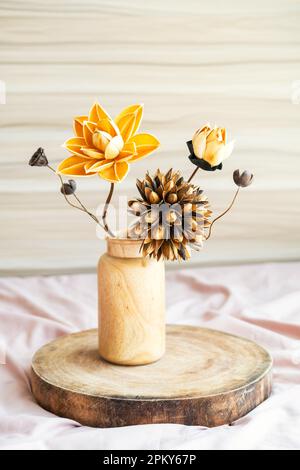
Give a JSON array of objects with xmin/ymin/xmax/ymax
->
[
  {"xmin": 47, "ymin": 165, "xmax": 105, "ymax": 230},
  {"xmin": 72, "ymin": 193, "xmax": 99, "ymax": 224},
  {"xmin": 187, "ymin": 166, "xmax": 200, "ymax": 183},
  {"xmin": 206, "ymin": 187, "xmax": 240, "ymax": 240},
  {"xmin": 102, "ymin": 183, "xmax": 115, "ymax": 238}
]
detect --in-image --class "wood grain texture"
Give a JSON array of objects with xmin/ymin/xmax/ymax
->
[
  {"xmin": 31, "ymin": 325, "xmax": 272, "ymax": 427},
  {"xmin": 98, "ymin": 239, "xmax": 165, "ymax": 365},
  {"xmin": 1, "ymin": 0, "xmax": 300, "ymax": 274}
]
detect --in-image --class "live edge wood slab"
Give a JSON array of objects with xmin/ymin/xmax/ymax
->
[{"xmin": 30, "ymin": 325, "xmax": 272, "ymax": 428}]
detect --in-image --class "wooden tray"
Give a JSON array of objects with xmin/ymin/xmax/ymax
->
[{"xmin": 31, "ymin": 325, "xmax": 272, "ymax": 427}]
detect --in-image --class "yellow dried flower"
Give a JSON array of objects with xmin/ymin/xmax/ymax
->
[
  {"xmin": 188, "ymin": 124, "xmax": 234, "ymax": 171},
  {"xmin": 57, "ymin": 102, "xmax": 160, "ymax": 183}
]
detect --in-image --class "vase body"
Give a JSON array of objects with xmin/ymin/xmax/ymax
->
[{"xmin": 98, "ymin": 238, "xmax": 165, "ymax": 365}]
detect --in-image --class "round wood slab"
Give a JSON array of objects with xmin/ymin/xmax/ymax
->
[{"xmin": 31, "ymin": 325, "xmax": 272, "ymax": 428}]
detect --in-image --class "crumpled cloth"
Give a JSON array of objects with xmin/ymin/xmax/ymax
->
[{"xmin": 0, "ymin": 262, "xmax": 299, "ymax": 450}]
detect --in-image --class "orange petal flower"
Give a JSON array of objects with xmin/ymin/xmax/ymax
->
[
  {"xmin": 73, "ymin": 116, "xmax": 87, "ymax": 138},
  {"xmin": 57, "ymin": 102, "xmax": 159, "ymax": 183},
  {"xmin": 127, "ymin": 134, "xmax": 160, "ymax": 162},
  {"xmin": 57, "ymin": 155, "xmax": 96, "ymax": 176}
]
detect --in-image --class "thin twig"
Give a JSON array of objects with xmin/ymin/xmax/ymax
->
[
  {"xmin": 187, "ymin": 166, "xmax": 200, "ymax": 183},
  {"xmin": 73, "ymin": 193, "xmax": 100, "ymax": 224},
  {"xmin": 102, "ymin": 183, "xmax": 115, "ymax": 238},
  {"xmin": 48, "ymin": 165, "xmax": 82, "ymax": 210},
  {"xmin": 47, "ymin": 165, "xmax": 105, "ymax": 229},
  {"xmin": 206, "ymin": 187, "xmax": 240, "ymax": 240}
]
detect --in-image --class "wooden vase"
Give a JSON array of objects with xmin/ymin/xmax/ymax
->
[{"xmin": 98, "ymin": 238, "xmax": 166, "ymax": 365}]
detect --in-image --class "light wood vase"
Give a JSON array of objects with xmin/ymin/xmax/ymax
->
[{"xmin": 98, "ymin": 238, "xmax": 166, "ymax": 365}]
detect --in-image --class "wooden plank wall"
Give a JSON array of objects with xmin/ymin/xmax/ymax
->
[{"xmin": 0, "ymin": 0, "xmax": 300, "ymax": 275}]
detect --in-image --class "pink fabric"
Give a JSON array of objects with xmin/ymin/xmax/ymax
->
[{"xmin": 0, "ymin": 262, "xmax": 300, "ymax": 450}]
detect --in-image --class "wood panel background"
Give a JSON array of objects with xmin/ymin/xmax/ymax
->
[{"xmin": 0, "ymin": 0, "xmax": 300, "ymax": 275}]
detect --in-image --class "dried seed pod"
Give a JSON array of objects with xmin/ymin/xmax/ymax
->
[
  {"xmin": 152, "ymin": 225, "xmax": 165, "ymax": 240},
  {"xmin": 60, "ymin": 179, "xmax": 76, "ymax": 195},
  {"xmin": 183, "ymin": 203, "xmax": 193, "ymax": 214},
  {"xmin": 167, "ymin": 193, "xmax": 178, "ymax": 204},
  {"xmin": 233, "ymin": 169, "xmax": 254, "ymax": 187},
  {"xmin": 164, "ymin": 180, "xmax": 175, "ymax": 193},
  {"xmin": 29, "ymin": 147, "xmax": 48, "ymax": 167},
  {"xmin": 165, "ymin": 210, "xmax": 177, "ymax": 224},
  {"xmin": 149, "ymin": 191, "xmax": 160, "ymax": 204},
  {"xmin": 128, "ymin": 200, "xmax": 146, "ymax": 215},
  {"xmin": 144, "ymin": 210, "xmax": 158, "ymax": 224}
]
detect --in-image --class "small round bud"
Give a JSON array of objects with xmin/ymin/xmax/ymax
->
[
  {"xmin": 233, "ymin": 169, "xmax": 253, "ymax": 187},
  {"xmin": 60, "ymin": 179, "xmax": 76, "ymax": 195}
]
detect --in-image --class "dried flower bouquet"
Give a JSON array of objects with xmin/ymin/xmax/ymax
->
[{"xmin": 29, "ymin": 101, "xmax": 253, "ymax": 261}]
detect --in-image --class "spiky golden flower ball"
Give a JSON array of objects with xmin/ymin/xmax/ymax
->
[{"xmin": 128, "ymin": 169, "xmax": 212, "ymax": 261}]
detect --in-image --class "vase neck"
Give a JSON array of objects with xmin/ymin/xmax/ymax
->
[{"xmin": 106, "ymin": 237, "xmax": 143, "ymax": 259}]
